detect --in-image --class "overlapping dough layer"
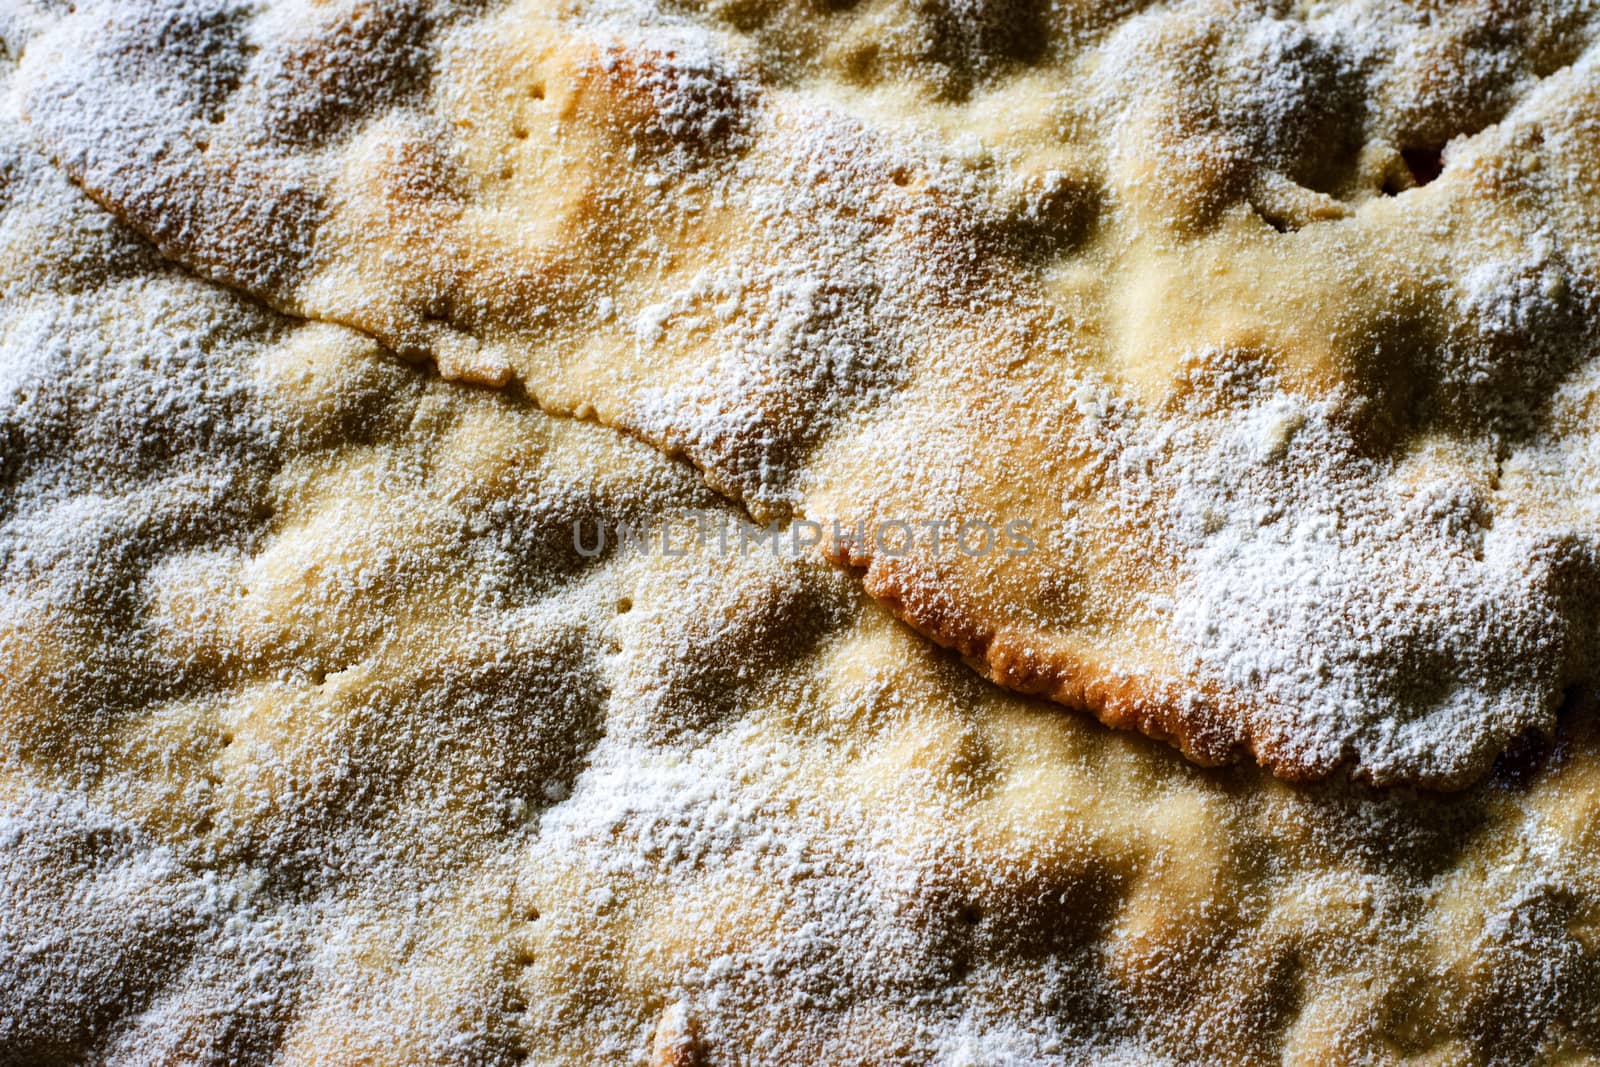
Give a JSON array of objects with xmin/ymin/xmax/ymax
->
[
  {"xmin": 12, "ymin": 0, "xmax": 1600, "ymax": 783},
  {"xmin": 3, "ymin": 78, "xmax": 1600, "ymax": 1065}
]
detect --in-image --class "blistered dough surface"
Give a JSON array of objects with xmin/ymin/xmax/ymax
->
[
  {"xmin": 2, "ymin": 70, "xmax": 1600, "ymax": 1064},
  {"xmin": 11, "ymin": 0, "xmax": 1600, "ymax": 782}
]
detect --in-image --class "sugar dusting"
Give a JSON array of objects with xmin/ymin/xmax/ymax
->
[
  {"xmin": 3, "ymin": 3, "xmax": 1600, "ymax": 1063},
  {"xmin": 10, "ymin": 0, "xmax": 1600, "ymax": 782}
]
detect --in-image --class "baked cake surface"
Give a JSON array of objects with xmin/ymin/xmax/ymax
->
[{"xmin": 1, "ymin": 1, "xmax": 1600, "ymax": 1063}]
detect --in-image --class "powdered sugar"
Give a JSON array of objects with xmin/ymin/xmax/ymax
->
[
  {"xmin": 5, "ymin": 8, "xmax": 1600, "ymax": 1061},
  {"xmin": 14, "ymin": 0, "xmax": 1600, "ymax": 783}
]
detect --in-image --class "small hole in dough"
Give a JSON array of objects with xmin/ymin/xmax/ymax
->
[
  {"xmin": 958, "ymin": 903, "xmax": 983, "ymax": 926},
  {"xmin": 616, "ymin": 597, "xmax": 633, "ymax": 614},
  {"xmin": 1401, "ymin": 146, "xmax": 1443, "ymax": 187}
]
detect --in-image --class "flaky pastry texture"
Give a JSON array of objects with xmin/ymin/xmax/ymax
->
[
  {"xmin": 10, "ymin": 0, "xmax": 1600, "ymax": 783},
  {"xmin": 3, "ymin": 54, "xmax": 1600, "ymax": 1063}
]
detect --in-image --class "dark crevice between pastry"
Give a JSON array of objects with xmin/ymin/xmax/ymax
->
[
  {"xmin": 1400, "ymin": 146, "xmax": 1444, "ymax": 187},
  {"xmin": 1379, "ymin": 146, "xmax": 1444, "ymax": 196}
]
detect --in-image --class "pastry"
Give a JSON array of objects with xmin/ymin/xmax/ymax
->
[
  {"xmin": 14, "ymin": 0, "xmax": 1600, "ymax": 782},
  {"xmin": 4, "ymin": 4, "xmax": 1600, "ymax": 1063}
]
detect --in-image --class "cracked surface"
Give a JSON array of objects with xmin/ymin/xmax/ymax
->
[{"xmin": 9, "ymin": 0, "xmax": 1600, "ymax": 782}]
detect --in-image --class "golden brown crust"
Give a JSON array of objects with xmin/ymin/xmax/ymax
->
[{"xmin": 846, "ymin": 542, "xmax": 1245, "ymax": 770}]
